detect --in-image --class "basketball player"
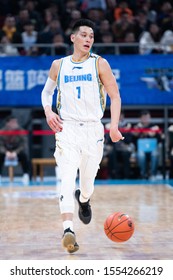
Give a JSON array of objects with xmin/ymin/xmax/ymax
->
[{"xmin": 41, "ymin": 19, "xmax": 123, "ymax": 253}]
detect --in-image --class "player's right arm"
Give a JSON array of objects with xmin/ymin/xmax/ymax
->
[{"xmin": 41, "ymin": 59, "xmax": 63, "ymax": 133}]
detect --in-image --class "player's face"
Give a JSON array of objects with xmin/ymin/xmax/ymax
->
[{"xmin": 71, "ymin": 26, "xmax": 94, "ymax": 53}]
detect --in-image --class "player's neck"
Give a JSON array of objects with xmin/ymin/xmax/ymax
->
[{"xmin": 72, "ymin": 52, "xmax": 90, "ymax": 62}]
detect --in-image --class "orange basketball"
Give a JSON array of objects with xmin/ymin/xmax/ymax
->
[{"xmin": 104, "ymin": 212, "xmax": 135, "ymax": 242}]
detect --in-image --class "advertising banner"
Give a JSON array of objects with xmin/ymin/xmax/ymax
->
[{"xmin": 0, "ymin": 54, "xmax": 173, "ymax": 107}]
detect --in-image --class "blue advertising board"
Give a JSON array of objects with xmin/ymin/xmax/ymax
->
[
  {"xmin": 0, "ymin": 54, "xmax": 173, "ymax": 107},
  {"xmin": 104, "ymin": 54, "xmax": 173, "ymax": 106}
]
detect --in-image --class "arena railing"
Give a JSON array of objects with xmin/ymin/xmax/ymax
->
[
  {"xmin": 0, "ymin": 42, "xmax": 172, "ymax": 56},
  {"xmin": 0, "ymin": 127, "xmax": 168, "ymax": 180}
]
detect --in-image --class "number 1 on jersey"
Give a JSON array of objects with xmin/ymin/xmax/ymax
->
[{"xmin": 76, "ymin": 86, "xmax": 81, "ymax": 99}]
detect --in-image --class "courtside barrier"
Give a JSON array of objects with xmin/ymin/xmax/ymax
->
[{"xmin": 0, "ymin": 128, "xmax": 167, "ymax": 179}]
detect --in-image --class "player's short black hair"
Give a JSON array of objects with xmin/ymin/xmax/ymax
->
[{"xmin": 72, "ymin": 19, "xmax": 95, "ymax": 33}]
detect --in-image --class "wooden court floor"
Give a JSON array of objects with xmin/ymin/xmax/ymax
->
[{"xmin": 0, "ymin": 183, "xmax": 173, "ymax": 260}]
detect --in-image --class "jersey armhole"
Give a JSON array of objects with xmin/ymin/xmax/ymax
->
[{"xmin": 56, "ymin": 58, "xmax": 63, "ymax": 87}]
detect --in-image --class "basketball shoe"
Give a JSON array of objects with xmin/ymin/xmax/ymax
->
[
  {"xmin": 75, "ymin": 189, "xmax": 92, "ymax": 224},
  {"xmin": 62, "ymin": 228, "xmax": 79, "ymax": 253}
]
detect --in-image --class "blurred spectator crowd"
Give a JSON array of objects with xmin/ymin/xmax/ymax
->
[
  {"xmin": 0, "ymin": 0, "xmax": 173, "ymax": 56},
  {"xmin": 102, "ymin": 109, "xmax": 172, "ymax": 181}
]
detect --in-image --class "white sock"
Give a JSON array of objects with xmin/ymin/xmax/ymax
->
[
  {"xmin": 80, "ymin": 193, "xmax": 89, "ymax": 203},
  {"xmin": 63, "ymin": 220, "xmax": 73, "ymax": 231}
]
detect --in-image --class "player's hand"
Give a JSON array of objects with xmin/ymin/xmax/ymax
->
[
  {"xmin": 109, "ymin": 126, "xmax": 124, "ymax": 143},
  {"xmin": 45, "ymin": 109, "xmax": 63, "ymax": 133}
]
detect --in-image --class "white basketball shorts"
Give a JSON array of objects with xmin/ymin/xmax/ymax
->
[{"xmin": 54, "ymin": 120, "xmax": 104, "ymax": 213}]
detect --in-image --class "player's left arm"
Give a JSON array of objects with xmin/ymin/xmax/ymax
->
[
  {"xmin": 98, "ymin": 57, "xmax": 124, "ymax": 142},
  {"xmin": 41, "ymin": 59, "xmax": 63, "ymax": 133}
]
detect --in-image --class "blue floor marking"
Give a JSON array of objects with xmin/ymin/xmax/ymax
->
[{"xmin": 0, "ymin": 177, "xmax": 173, "ymax": 187}]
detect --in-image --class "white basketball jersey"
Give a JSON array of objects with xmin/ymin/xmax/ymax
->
[{"xmin": 56, "ymin": 53, "xmax": 107, "ymax": 122}]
